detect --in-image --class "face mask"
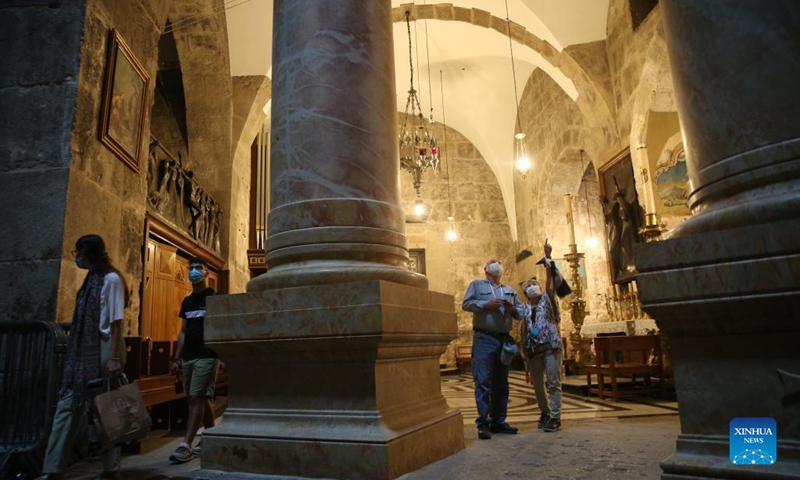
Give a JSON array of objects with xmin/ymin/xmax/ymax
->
[
  {"xmin": 486, "ymin": 262, "xmax": 503, "ymax": 277},
  {"xmin": 525, "ymin": 285, "xmax": 542, "ymax": 298},
  {"xmin": 188, "ymin": 268, "xmax": 205, "ymax": 284},
  {"xmin": 75, "ymin": 257, "xmax": 87, "ymax": 270}
]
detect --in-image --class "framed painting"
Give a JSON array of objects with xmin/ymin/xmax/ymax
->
[
  {"xmin": 408, "ymin": 248, "xmax": 427, "ymax": 276},
  {"xmin": 655, "ymin": 144, "xmax": 690, "ymax": 216},
  {"xmin": 598, "ymin": 148, "xmax": 644, "ymax": 283},
  {"xmin": 99, "ymin": 29, "xmax": 150, "ymax": 172}
]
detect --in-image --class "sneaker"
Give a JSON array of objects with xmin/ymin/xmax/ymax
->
[
  {"xmin": 538, "ymin": 413, "xmax": 550, "ymax": 429},
  {"xmin": 191, "ymin": 442, "xmax": 201, "ymax": 456},
  {"xmin": 169, "ymin": 445, "xmax": 194, "ymax": 463},
  {"xmin": 543, "ymin": 417, "xmax": 561, "ymax": 432},
  {"xmin": 489, "ymin": 422, "xmax": 519, "ymax": 434},
  {"xmin": 477, "ymin": 426, "xmax": 492, "ymax": 440}
]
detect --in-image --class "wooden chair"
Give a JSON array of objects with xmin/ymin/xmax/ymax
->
[
  {"xmin": 586, "ymin": 334, "xmax": 665, "ymax": 401},
  {"xmin": 455, "ymin": 344, "xmax": 472, "ymax": 374}
]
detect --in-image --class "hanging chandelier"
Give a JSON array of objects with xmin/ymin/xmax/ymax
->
[
  {"xmin": 504, "ymin": 0, "xmax": 531, "ymax": 177},
  {"xmin": 399, "ymin": 10, "xmax": 439, "ymax": 206}
]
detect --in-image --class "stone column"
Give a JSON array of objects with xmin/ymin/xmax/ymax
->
[
  {"xmin": 201, "ymin": 2, "xmax": 464, "ymax": 478},
  {"xmin": 248, "ymin": 0, "xmax": 426, "ymax": 292},
  {"xmin": 635, "ymin": 2, "xmax": 800, "ymax": 478}
]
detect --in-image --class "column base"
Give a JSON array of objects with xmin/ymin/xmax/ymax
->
[
  {"xmin": 201, "ymin": 280, "xmax": 465, "ymax": 479},
  {"xmin": 635, "ymin": 218, "xmax": 800, "ymax": 480}
]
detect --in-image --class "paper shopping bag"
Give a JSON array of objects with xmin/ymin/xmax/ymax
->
[{"xmin": 92, "ymin": 379, "xmax": 152, "ymax": 444}]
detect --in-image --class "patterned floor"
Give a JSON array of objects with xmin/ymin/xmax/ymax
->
[{"xmin": 442, "ymin": 372, "xmax": 679, "ymax": 427}]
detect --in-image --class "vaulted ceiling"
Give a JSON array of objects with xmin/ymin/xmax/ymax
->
[{"xmin": 225, "ymin": 0, "xmax": 610, "ymax": 240}]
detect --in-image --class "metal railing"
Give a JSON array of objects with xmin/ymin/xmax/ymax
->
[{"xmin": 0, "ymin": 320, "xmax": 68, "ymax": 478}]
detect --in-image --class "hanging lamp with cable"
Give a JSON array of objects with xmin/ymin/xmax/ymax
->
[
  {"xmin": 439, "ymin": 70, "xmax": 457, "ymax": 243},
  {"xmin": 504, "ymin": 0, "xmax": 531, "ymax": 177}
]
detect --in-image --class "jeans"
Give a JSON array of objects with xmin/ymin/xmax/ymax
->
[
  {"xmin": 528, "ymin": 348, "xmax": 563, "ymax": 419},
  {"xmin": 472, "ymin": 331, "xmax": 510, "ymax": 428}
]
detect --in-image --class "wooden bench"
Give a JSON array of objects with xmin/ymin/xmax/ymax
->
[
  {"xmin": 586, "ymin": 334, "xmax": 665, "ymax": 401},
  {"xmin": 455, "ymin": 344, "xmax": 472, "ymax": 374}
]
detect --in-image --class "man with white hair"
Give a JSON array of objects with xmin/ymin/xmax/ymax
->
[{"xmin": 462, "ymin": 259, "xmax": 523, "ymax": 440}]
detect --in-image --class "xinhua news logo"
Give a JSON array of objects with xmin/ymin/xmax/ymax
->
[{"xmin": 730, "ymin": 418, "xmax": 777, "ymax": 465}]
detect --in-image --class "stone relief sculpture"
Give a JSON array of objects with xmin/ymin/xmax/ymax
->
[{"xmin": 147, "ymin": 141, "xmax": 223, "ymax": 252}]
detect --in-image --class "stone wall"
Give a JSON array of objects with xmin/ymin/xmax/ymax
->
[
  {"xmin": 56, "ymin": 0, "xmax": 168, "ymax": 334},
  {"xmin": 399, "ymin": 115, "xmax": 516, "ymax": 365},
  {"xmin": 512, "ymin": 69, "xmax": 611, "ymax": 331},
  {"xmin": 53, "ymin": 0, "xmax": 240, "ymax": 336},
  {"xmin": 0, "ymin": 1, "xmax": 87, "ymax": 322}
]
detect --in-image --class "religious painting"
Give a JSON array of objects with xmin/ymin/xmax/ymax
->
[
  {"xmin": 408, "ymin": 248, "xmax": 426, "ymax": 276},
  {"xmin": 99, "ymin": 29, "xmax": 150, "ymax": 172},
  {"xmin": 655, "ymin": 145, "xmax": 691, "ymax": 216},
  {"xmin": 598, "ymin": 148, "xmax": 644, "ymax": 284}
]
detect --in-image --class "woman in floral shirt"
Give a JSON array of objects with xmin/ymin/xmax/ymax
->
[{"xmin": 521, "ymin": 240, "xmax": 563, "ymax": 432}]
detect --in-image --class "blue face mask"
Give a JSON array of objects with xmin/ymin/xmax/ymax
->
[
  {"xmin": 188, "ymin": 268, "xmax": 205, "ymax": 284},
  {"xmin": 75, "ymin": 257, "xmax": 87, "ymax": 269}
]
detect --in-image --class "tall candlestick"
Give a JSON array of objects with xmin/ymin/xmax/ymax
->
[
  {"xmin": 637, "ymin": 146, "xmax": 657, "ymax": 215},
  {"xmin": 564, "ymin": 194, "xmax": 576, "ymax": 245}
]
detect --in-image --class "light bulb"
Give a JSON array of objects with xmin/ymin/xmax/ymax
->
[
  {"xmin": 586, "ymin": 237, "xmax": 599, "ymax": 249},
  {"xmin": 446, "ymin": 216, "xmax": 457, "ymax": 242},
  {"xmin": 413, "ymin": 200, "xmax": 426, "ymax": 216},
  {"xmin": 514, "ymin": 132, "xmax": 531, "ymax": 177}
]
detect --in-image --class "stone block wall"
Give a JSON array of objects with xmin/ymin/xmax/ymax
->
[
  {"xmin": 399, "ymin": 116, "xmax": 516, "ymax": 365},
  {"xmin": 0, "ymin": 1, "xmax": 87, "ymax": 322},
  {"xmin": 56, "ymin": 0, "xmax": 167, "ymax": 333}
]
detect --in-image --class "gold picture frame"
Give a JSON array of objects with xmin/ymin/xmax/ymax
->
[{"xmin": 99, "ymin": 29, "xmax": 150, "ymax": 172}]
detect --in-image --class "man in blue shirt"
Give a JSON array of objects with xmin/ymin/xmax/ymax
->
[{"xmin": 462, "ymin": 259, "xmax": 523, "ymax": 439}]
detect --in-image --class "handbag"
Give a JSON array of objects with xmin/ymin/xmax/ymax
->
[{"xmin": 91, "ymin": 375, "xmax": 152, "ymax": 444}]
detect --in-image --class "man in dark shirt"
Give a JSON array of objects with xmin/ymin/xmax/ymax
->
[{"xmin": 169, "ymin": 257, "xmax": 217, "ymax": 463}]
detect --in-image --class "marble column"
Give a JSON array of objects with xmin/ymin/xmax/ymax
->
[
  {"xmin": 635, "ymin": 2, "xmax": 800, "ymax": 478},
  {"xmin": 200, "ymin": 1, "xmax": 464, "ymax": 478},
  {"xmin": 248, "ymin": 0, "xmax": 426, "ymax": 292}
]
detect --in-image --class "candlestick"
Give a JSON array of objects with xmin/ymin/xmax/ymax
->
[
  {"xmin": 637, "ymin": 146, "xmax": 657, "ymax": 215},
  {"xmin": 564, "ymin": 194, "xmax": 576, "ymax": 246}
]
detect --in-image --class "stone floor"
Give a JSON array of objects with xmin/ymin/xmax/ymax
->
[{"xmin": 65, "ymin": 373, "xmax": 680, "ymax": 479}]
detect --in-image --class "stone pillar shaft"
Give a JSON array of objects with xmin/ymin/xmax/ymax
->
[
  {"xmin": 637, "ymin": 2, "xmax": 800, "ymax": 478},
  {"xmin": 250, "ymin": 0, "xmax": 426, "ymax": 291},
  {"xmin": 202, "ymin": 2, "xmax": 463, "ymax": 478}
]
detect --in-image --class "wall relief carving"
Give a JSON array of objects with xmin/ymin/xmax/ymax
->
[{"xmin": 147, "ymin": 140, "xmax": 222, "ymax": 252}]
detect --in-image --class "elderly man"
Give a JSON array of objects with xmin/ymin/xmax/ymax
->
[{"xmin": 462, "ymin": 259, "xmax": 523, "ymax": 439}]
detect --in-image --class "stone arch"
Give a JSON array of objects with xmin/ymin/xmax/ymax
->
[
  {"xmin": 392, "ymin": 4, "xmax": 618, "ymax": 139},
  {"xmin": 540, "ymin": 147, "xmax": 610, "ymax": 324},
  {"xmin": 161, "ymin": 0, "xmax": 235, "ymax": 263}
]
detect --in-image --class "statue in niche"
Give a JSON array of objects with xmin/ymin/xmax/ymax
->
[
  {"xmin": 187, "ymin": 180, "xmax": 205, "ymax": 242},
  {"xmin": 210, "ymin": 202, "xmax": 222, "ymax": 252},
  {"xmin": 153, "ymin": 159, "xmax": 176, "ymax": 213},
  {"xmin": 175, "ymin": 168, "xmax": 187, "ymax": 228}
]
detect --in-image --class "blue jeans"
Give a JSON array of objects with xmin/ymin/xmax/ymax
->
[{"xmin": 472, "ymin": 331, "xmax": 510, "ymax": 428}]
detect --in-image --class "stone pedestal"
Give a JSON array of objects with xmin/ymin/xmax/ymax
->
[
  {"xmin": 201, "ymin": 280, "xmax": 464, "ymax": 479},
  {"xmin": 638, "ymin": 1, "xmax": 800, "ymax": 478}
]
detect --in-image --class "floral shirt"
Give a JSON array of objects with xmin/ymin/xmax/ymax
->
[{"xmin": 523, "ymin": 291, "xmax": 562, "ymax": 353}]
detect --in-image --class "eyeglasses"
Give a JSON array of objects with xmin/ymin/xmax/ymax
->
[{"xmin": 71, "ymin": 250, "xmax": 81, "ymax": 258}]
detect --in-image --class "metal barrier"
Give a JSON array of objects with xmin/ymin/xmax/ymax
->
[{"xmin": 0, "ymin": 320, "xmax": 68, "ymax": 479}]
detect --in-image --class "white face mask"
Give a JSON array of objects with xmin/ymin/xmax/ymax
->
[
  {"xmin": 486, "ymin": 262, "xmax": 503, "ymax": 277},
  {"xmin": 525, "ymin": 285, "xmax": 542, "ymax": 298}
]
